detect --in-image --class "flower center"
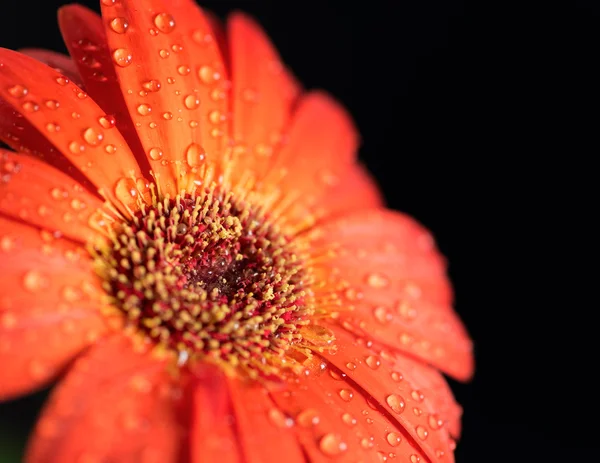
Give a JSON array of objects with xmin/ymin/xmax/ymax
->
[{"xmin": 94, "ymin": 188, "xmax": 313, "ymax": 372}]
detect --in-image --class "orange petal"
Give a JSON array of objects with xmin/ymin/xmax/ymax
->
[
  {"xmin": 0, "ymin": 101, "xmax": 94, "ymax": 189},
  {"xmin": 58, "ymin": 5, "xmax": 147, "ymax": 172},
  {"xmin": 188, "ymin": 363, "xmax": 243, "ymax": 463},
  {"xmin": 19, "ymin": 49, "xmax": 83, "ymax": 87},
  {"xmin": 227, "ymin": 13, "xmax": 301, "ymax": 184},
  {"xmin": 100, "ymin": 0, "xmax": 230, "ymax": 196},
  {"xmin": 261, "ymin": 92, "xmax": 358, "ymax": 233},
  {"xmin": 317, "ymin": 323, "xmax": 457, "ymax": 463},
  {"xmin": 309, "ymin": 209, "xmax": 473, "ymax": 380},
  {"xmin": 0, "ymin": 217, "xmax": 108, "ymax": 401},
  {"xmin": 0, "ymin": 48, "xmax": 146, "ymax": 214},
  {"xmin": 314, "ymin": 163, "xmax": 384, "ymax": 224},
  {"xmin": 26, "ymin": 335, "xmax": 185, "ymax": 463},
  {"xmin": 226, "ymin": 377, "xmax": 305, "ymax": 463},
  {"xmin": 267, "ymin": 361, "xmax": 428, "ymax": 462},
  {"xmin": 0, "ymin": 150, "xmax": 105, "ymax": 243}
]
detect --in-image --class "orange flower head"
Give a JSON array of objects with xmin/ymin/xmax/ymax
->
[{"xmin": 0, "ymin": 1, "xmax": 474, "ymax": 462}]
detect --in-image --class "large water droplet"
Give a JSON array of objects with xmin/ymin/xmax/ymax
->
[
  {"xmin": 177, "ymin": 65, "xmax": 191, "ymax": 76},
  {"xmin": 319, "ymin": 433, "xmax": 347, "ymax": 456},
  {"xmin": 184, "ymin": 94, "xmax": 200, "ymax": 109},
  {"xmin": 365, "ymin": 355, "xmax": 381, "ymax": 370},
  {"xmin": 386, "ymin": 394, "xmax": 406, "ymax": 414},
  {"xmin": 8, "ymin": 84, "xmax": 28, "ymax": 98},
  {"xmin": 386, "ymin": 432, "xmax": 402, "ymax": 447},
  {"xmin": 112, "ymin": 48, "xmax": 132, "ymax": 67},
  {"xmin": 198, "ymin": 65, "xmax": 219, "ymax": 84},
  {"xmin": 428, "ymin": 414, "xmax": 444, "ymax": 430},
  {"xmin": 109, "ymin": 17, "xmax": 129, "ymax": 34},
  {"xmin": 296, "ymin": 409, "xmax": 320, "ymax": 427},
  {"xmin": 69, "ymin": 141, "xmax": 85, "ymax": 155},
  {"xmin": 185, "ymin": 143, "xmax": 205, "ymax": 166},
  {"xmin": 137, "ymin": 104, "xmax": 152, "ymax": 116},
  {"xmin": 338, "ymin": 389, "xmax": 353, "ymax": 402},
  {"xmin": 415, "ymin": 425, "xmax": 428, "ymax": 441},
  {"xmin": 154, "ymin": 13, "xmax": 176, "ymax": 33},
  {"xmin": 82, "ymin": 127, "xmax": 104, "ymax": 146},
  {"xmin": 149, "ymin": 147, "xmax": 163, "ymax": 161}
]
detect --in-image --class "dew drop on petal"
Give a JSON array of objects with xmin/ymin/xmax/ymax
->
[
  {"xmin": 390, "ymin": 371, "xmax": 403, "ymax": 382},
  {"xmin": 159, "ymin": 49, "xmax": 170, "ymax": 59},
  {"xmin": 162, "ymin": 112, "xmax": 173, "ymax": 120},
  {"xmin": 346, "ymin": 362, "xmax": 357, "ymax": 371},
  {"xmin": 69, "ymin": 141, "xmax": 85, "ymax": 155},
  {"xmin": 98, "ymin": 115, "xmax": 116, "ymax": 129},
  {"xmin": 410, "ymin": 455, "xmax": 421, "ymax": 463},
  {"xmin": 148, "ymin": 147, "xmax": 163, "ymax": 161},
  {"xmin": 154, "ymin": 13, "xmax": 176, "ymax": 33},
  {"xmin": 296, "ymin": 409, "xmax": 320, "ymax": 428},
  {"xmin": 114, "ymin": 178, "xmax": 138, "ymax": 204},
  {"xmin": 267, "ymin": 409, "xmax": 294, "ymax": 428},
  {"xmin": 338, "ymin": 389, "xmax": 353, "ymax": 402},
  {"xmin": 177, "ymin": 65, "xmax": 191, "ymax": 76},
  {"xmin": 386, "ymin": 394, "xmax": 406, "ymax": 414},
  {"xmin": 428, "ymin": 414, "xmax": 444, "ymax": 430},
  {"xmin": 101, "ymin": 0, "xmax": 117, "ymax": 5},
  {"xmin": 415, "ymin": 425, "xmax": 428, "ymax": 441},
  {"xmin": 137, "ymin": 104, "xmax": 152, "ymax": 116},
  {"xmin": 109, "ymin": 17, "xmax": 129, "ymax": 34},
  {"xmin": 198, "ymin": 65, "xmax": 218, "ymax": 84},
  {"xmin": 56, "ymin": 76, "xmax": 69, "ymax": 86},
  {"xmin": 184, "ymin": 94, "xmax": 200, "ymax": 109},
  {"xmin": 105, "ymin": 144, "xmax": 117, "ymax": 154},
  {"xmin": 319, "ymin": 433, "xmax": 347, "ymax": 456},
  {"xmin": 21, "ymin": 101, "xmax": 39, "ymax": 112},
  {"xmin": 112, "ymin": 48, "xmax": 132, "ymax": 67},
  {"xmin": 44, "ymin": 100, "xmax": 60, "ymax": 110},
  {"xmin": 8, "ymin": 84, "xmax": 28, "ymax": 98},
  {"xmin": 365, "ymin": 355, "xmax": 381, "ymax": 370},
  {"xmin": 386, "ymin": 432, "xmax": 402, "ymax": 447},
  {"xmin": 185, "ymin": 143, "xmax": 205, "ymax": 166},
  {"xmin": 82, "ymin": 127, "xmax": 104, "ymax": 146},
  {"xmin": 142, "ymin": 80, "xmax": 162, "ymax": 92},
  {"xmin": 410, "ymin": 390, "xmax": 424, "ymax": 402},
  {"xmin": 341, "ymin": 412, "xmax": 357, "ymax": 426}
]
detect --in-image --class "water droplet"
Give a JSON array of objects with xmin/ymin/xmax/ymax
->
[
  {"xmin": 44, "ymin": 99, "xmax": 60, "ymax": 110},
  {"xmin": 101, "ymin": 0, "xmax": 116, "ymax": 5},
  {"xmin": 177, "ymin": 65, "xmax": 191, "ymax": 76},
  {"xmin": 45, "ymin": 123, "xmax": 60, "ymax": 133},
  {"xmin": 410, "ymin": 390, "xmax": 424, "ymax": 402},
  {"xmin": 97, "ymin": 115, "xmax": 115, "ymax": 129},
  {"xmin": 50, "ymin": 187, "xmax": 68, "ymax": 200},
  {"xmin": 210, "ymin": 88, "xmax": 225, "ymax": 101},
  {"xmin": 159, "ymin": 49, "xmax": 170, "ymax": 59},
  {"xmin": 338, "ymin": 389, "xmax": 353, "ymax": 402},
  {"xmin": 22, "ymin": 101, "xmax": 39, "ymax": 112},
  {"xmin": 415, "ymin": 425, "xmax": 428, "ymax": 441},
  {"xmin": 8, "ymin": 84, "xmax": 28, "ymax": 98},
  {"xmin": 142, "ymin": 80, "xmax": 161, "ymax": 92},
  {"xmin": 149, "ymin": 147, "xmax": 163, "ymax": 161},
  {"xmin": 137, "ymin": 104, "xmax": 152, "ymax": 116},
  {"xmin": 346, "ymin": 362, "xmax": 357, "ymax": 371},
  {"xmin": 112, "ymin": 48, "xmax": 132, "ymax": 67},
  {"xmin": 412, "ymin": 407, "xmax": 422, "ymax": 416},
  {"xmin": 23, "ymin": 270, "xmax": 49, "ymax": 293},
  {"xmin": 114, "ymin": 178, "xmax": 138, "ymax": 204},
  {"xmin": 341, "ymin": 412, "xmax": 356, "ymax": 426},
  {"xmin": 184, "ymin": 94, "xmax": 200, "ymax": 109},
  {"xmin": 410, "ymin": 455, "xmax": 421, "ymax": 463},
  {"xmin": 319, "ymin": 433, "xmax": 347, "ymax": 456},
  {"xmin": 162, "ymin": 111, "xmax": 173, "ymax": 120},
  {"xmin": 69, "ymin": 141, "xmax": 85, "ymax": 154},
  {"xmin": 390, "ymin": 371, "xmax": 403, "ymax": 382},
  {"xmin": 397, "ymin": 301, "xmax": 418, "ymax": 321},
  {"xmin": 428, "ymin": 414, "xmax": 444, "ymax": 430},
  {"xmin": 171, "ymin": 44, "xmax": 183, "ymax": 53},
  {"xmin": 105, "ymin": 144, "xmax": 117, "ymax": 154},
  {"xmin": 189, "ymin": 120, "xmax": 198, "ymax": 128},
  {"xmin": 328, "ymin": 369, "xmax": 345, "ymax": 381},
  {"xmin": 378, "ymin": 451, "xmax": 388, "ymax": 462},
  {"xmin": 72, "ymin": 112, "xmax": 81, "ymax": 119},
  {"xmin": 56, "ymin": 76, "xmax": 69, "ymax": 86},
  {"xmin": 154, "ymin": 13, "xmax": 176, "ymax": 33},
  {"xmin": 386, "ymin": 394, "xmax": 406, "ymax": 414},
  {"xmin": 185, "ymin": 143, "xmax": 205, "ymax": 166},
  {"xmin": 296, "ymin": 409, "xmax": 320, "ymax": 427},
  {"xmin": 365, "ymin": 355, "xmax": 381, "ymax": 370},
  {"xmin": 208, "ymin": 110, "xmax": 225, "ymax": 124},
  {"xmin": 386, "ymin": 432, "xmax": 402, "ymax": 447},
  {"xmin": 198, "ymin": 65, "xmax": 219, "ymax": 84},
  {"xmin": 367, "ymin": 272, "xmax": 390, "ymax": 288},
  {"xmin": 82, "ymin": 127, "xmax": 104, "ymax": 146},
  {"xmin": 373, "ymin": 306, "xmax": 393, "ymax": 324},
  {"xmin": 268, "ymin": 409, "xmax": 294, "ymax": 428},
  {"xmin": 109, "ymin": 17, "xmax": 129, "ymax": 34}
]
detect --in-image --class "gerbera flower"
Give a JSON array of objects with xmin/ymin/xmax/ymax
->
[{"xmin": 0, "ymin": 0, "xmax": 474, "ymax": 461}]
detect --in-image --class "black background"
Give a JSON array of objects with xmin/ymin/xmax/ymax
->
[{"xmin": 0, "ymin": 1, "xmax": 597, "ymax": 462}]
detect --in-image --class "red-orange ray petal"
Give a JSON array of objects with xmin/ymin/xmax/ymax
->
[
  {"xmin": 25, "ymin": 335, "xmax": 185, "ymax": 463},
  {"xmin": 18, "ymin": 49, "xmax": 82, "ymax": 87},
  {"xmin": 226, "ymin": 377, "xmax": 305, "ymax": 463},
  {"xmin": 204, "ymin": 10, "xmax": 228, "ymax": 69},
  {"xmin": 58, "ymin": 5, "xmax": 147, "ymax": 169},
  {"xmin": 227, "ymin": 13, "xmax": 301, "ymax": 184},
  {"xmin": 313, "ymin": 163, "xmax": 385, "ymax": 224},
  {"xmin": 188, "ymin": 363, "xmax": 243, "ymax": 463},
  {"xmin": 317, "ymin": 323, "xmax": 457, "ymax": 463},
  {"xmin": 261, "ymin": 92, "xmax": 358, "ymax": 232},
  {"xmin": 309, "ymin": 209, "xmax": 473, "ymax": 380},
  {"xmin": 267, "ymin": 361, "xmax": 428, "ymax": 462},
  {"xmin": 0, "ymin": 101, "xmax": 94, "ymax": 189},
  {"xmin": 0, "ymin": 48, "xmax": 146, "ymax": 213},
  {"xmin": 0, "ymin": 217, "xmax": 109, "ymax": 401},
  {"xmin": 0, "ymin": 150, "xmax": 105, "ymax": 243},
  {"xmin": 100, "ymin": 0, "xmax": 230, "ymax": 196},
  {"xmin": 392, "ymin": 354, "xmax": 463, "ymax": 439}
]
